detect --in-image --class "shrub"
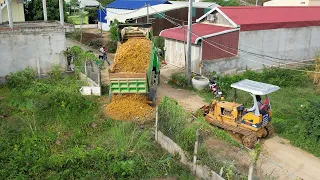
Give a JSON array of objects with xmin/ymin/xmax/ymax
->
[
  {"xmin": 169, "ymin": 73, "xmax": 188, "ymax": 88},
  {"xmin": 107, "ymin": 40, "xmax": 117, "ymax": 53},
  {"xmin": 6, "ymin": 68, "xmax": 36, "ymax": 90}
]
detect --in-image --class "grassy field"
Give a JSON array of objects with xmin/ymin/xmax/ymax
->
[
  {"xmin": 170, "ymin": 68, "xmax": 320, "ymax": 157},
  {"xmin": 0, "ymin": 68, "xmax": 193, "ymax": 179}
]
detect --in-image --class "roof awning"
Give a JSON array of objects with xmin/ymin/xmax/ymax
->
[
  {"xmin": 231, "ymin": 79, "xmax": 280, "ymax": 95},
  {"xmin": 106, "ymin": 4, "xmax": 186, "ymax": 22}
]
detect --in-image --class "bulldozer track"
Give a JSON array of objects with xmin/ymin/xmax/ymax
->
[{"xmin": 205, "ymin": 116, "xmax": 254, "ymax": 137}]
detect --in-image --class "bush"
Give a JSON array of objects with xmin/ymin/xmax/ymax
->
[
  {"xmin": 6, "ymin": 68, "xmax": 36, "ymax": 90},
  {"xmin": 107, "ymin": 40, "xmax": 117, "ymax": 53},
  {"xmin": 169, "ymin": 73, "xmax": 189, "ymax": 88},
  {"xmin": 211, "ymin": 68, "xmax": 312, "ymax": 95}
]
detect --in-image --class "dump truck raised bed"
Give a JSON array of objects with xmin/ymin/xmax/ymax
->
[{"xmin": 108, "ymin": 23, "xmax": 160, "ymax": 106}]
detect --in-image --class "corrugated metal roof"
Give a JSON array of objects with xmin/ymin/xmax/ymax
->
[
  {"xmin": 198, "ymin": 6, "xmax": 320, "ymax": 31},
  {"xmin": 107, "ymin": 4, "xmax": 187, "ymax": 22},
  {"xmin": 160, "ymin": 23, "xmax": 233, "ymax": 44},
  {"xmin": 107, "ymin": 0, "xmax": 170, "ymax": 10},
  {"xmin": 169, "ymin": 1, "xmax": 220, "ymax": 8},
  {"xmin": 231, "ymin": 79, "xmax": 280, "ymax": 95}
]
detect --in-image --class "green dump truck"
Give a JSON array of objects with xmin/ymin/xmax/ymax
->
[{"xmin": 108, "ymin": 23, "xmax": 160, "ymax": 106}]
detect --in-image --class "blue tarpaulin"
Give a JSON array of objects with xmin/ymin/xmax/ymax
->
[
  {"xmin": 107, "ymin": 0, "xmax": 170, "ymax": 10},
  {"xmin": 97, "ymin": 9, "xmax": 107, "ymax": 23}
]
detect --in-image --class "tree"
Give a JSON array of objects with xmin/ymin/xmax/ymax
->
[
  {"xmin": 96, "ymin": 0, "xmax": 115, "ymax": 6},
  {"xmin": 203, "ymin": 0, "xmax": 240, "ymax": 6},
  {"xmin": 69, "ymin": 0, "xmax": 79, "ymax": 14},
  {"xmin": 24, "ymin": 0, "xmax": 68, "ymax": 21}
]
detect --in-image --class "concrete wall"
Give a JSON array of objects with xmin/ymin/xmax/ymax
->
[
  {"xmin": 201, "ymin": 26, "xmax": 320, "ymax": 75},
  {"xmin": 1, "ymin": 0, "xmax": 25, "ymax": 22},
  {"xmin": 264, "ymin": 0, "xmax": 320, "ymax": 6},
  {"xmin": 0, "ymin": 24, "xmax": 67, "ymax": 83},
  {"xmin": 164, "ymin": 38, "xmax": 201, "ymax": 73}
]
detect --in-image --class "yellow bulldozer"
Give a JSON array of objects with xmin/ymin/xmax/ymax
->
[{"xmin": 201, "ymin": 79, "xmax": 280, "ymax": 148}]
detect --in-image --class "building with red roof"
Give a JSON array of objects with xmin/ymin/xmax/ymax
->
[{"xmin": 160, "ymin": 6, "xmax": 320, "ymax": 74}]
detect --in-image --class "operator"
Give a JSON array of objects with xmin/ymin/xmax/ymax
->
[{"xmin": 245, "ymin": 95, "xmax": 263, "ymax": 114}]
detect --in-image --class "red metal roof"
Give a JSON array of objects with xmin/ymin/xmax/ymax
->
[
  {"xmin": 159, "ymin": 23, "xmax": 232, "ymax": 44},
  {"xmin": 220, "ymin": 6, "xmax": 320, "ymax": 31}
]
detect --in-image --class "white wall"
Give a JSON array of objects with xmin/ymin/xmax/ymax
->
[
  {"xmin": 201, "ymin": 26, "xmax": 320, "ymax": 75},
  {"xmin": 1, "ymin": 0, "xmax": 25, "ymax": 22},
  {"xmin": 164, "ymin": 38, "xmax": 201, "ymax": 74},
  {"xmin": 263, "ymin": 0, "xmax": 320, "ymax": 6},
  {"xmin": 0, "ymin": 28, "xmax": 67, "ymax": 83}
]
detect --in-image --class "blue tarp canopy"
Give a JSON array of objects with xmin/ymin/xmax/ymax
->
[
  {"xmin": 97, "ymin": 9, "xmax": 107, "ymax": 23},
  {"xmin": 107, "ymin": 0, "xmax": 170, "ymax": 10}
]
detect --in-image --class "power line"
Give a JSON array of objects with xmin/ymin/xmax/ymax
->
[{"xmin": 149, "ymin": 7, "xmax": 320, "ymax": 74}]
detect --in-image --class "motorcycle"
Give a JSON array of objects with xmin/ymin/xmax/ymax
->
[{"xmin": 209, "ymin": 77, "xmax": 223, "ymax": 98}]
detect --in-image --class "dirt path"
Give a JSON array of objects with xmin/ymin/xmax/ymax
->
[{"xmin": 157, "ymin": 64, "xmax": 320, "ymax": 180}]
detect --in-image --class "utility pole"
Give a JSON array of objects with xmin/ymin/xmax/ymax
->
[
  {"xmin": 59, "ymin": 0, "xmax": 64, "ymax": 26},
  {"xmin": 42, "ymin": 0, "xmax": 47, "ymax": 21},
  {"xmin": 146, "ymin": 3, "xmax": 149, "ymax": 23},
  {"xmin": 5, "ymin": 0, "xmax": 13, "ymax": 30},
  {"xmin": 186, "ymin": 0, "xmax": 193, "ymax": 85}
]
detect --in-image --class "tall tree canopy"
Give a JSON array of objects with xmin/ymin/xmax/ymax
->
[{"xmin": 24, "ymin": 0, "xmax": 68, "ymax": 21}]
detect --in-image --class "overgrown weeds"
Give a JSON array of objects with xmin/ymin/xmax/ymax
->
[
  {"xmin": 0, "ymin": 69, "xmax": 193, "ymax": 179},
  {"xmin": 158, "ymin": 97, "xmax": 246, "ymax": 179}
]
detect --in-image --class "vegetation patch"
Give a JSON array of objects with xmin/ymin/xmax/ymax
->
[
  {"xmin": 0, "ymin": 68, "xmax": 193, "ymax": 179},
  {"xmin": 158, "ymin": 97, "xmax": 248, "ymax": 179}
]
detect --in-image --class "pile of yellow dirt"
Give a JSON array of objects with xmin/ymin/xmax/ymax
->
[
  {"xmin": 112, "ymin": 38, "xmax": 152, "ymax": 73},
  {"xmin": 105, "ymin": 94, "xmax": 153, "ymax": 121}
]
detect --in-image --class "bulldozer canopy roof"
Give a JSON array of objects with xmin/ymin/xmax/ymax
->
[{"xmin": 231, "ymin": 79, "xmax": 280, "ymax": 95}]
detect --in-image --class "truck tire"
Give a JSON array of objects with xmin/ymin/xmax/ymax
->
[
  {"xmin": 149, "ymin": 86, "xmax": 157, "ymax": 107},
  {"xmin": 151, "ymin": 71, "xmax": 158, "ymax": 86}
]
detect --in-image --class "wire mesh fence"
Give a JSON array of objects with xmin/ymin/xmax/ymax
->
[{"xmin": 76, "ymin": 61, "xmax": 101, "ymax": 86}]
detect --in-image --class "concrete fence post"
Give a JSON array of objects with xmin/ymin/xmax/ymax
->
[
  {"xmin": 37, "ymin": 58, "xmax": 41, "ymax": 78},
  {"xmin": 155, "ymin": 106, "xmax": 159, "ymax": 141},
  {"xmin": 193, "ymin": 129, "xmax": 200, "ymax": 173},
  {"xmin": 84, "ymin": 62, "xmax": 87, "ymax": 77}
]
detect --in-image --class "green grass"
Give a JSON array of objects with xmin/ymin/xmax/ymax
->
[
  {"xmin": 0, "ymin": 69, "xmax": 194, "ymax": 179},
  {"xmin": 169, "ymin": 67, "xmax": 320, "ymax": 157}
]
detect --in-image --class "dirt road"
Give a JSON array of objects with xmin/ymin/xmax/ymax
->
[{"xmin": 157, "ymin": 64, "xmax": 320, "ymax": 180}]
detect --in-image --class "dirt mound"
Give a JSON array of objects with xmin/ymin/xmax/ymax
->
[
  {"xmin": 105, "ymin": 94, "xmax": 154, "ymax": 121},
  {"xmin": 112, "ymin": 38, "xmax": 152, "ymax": 73}
]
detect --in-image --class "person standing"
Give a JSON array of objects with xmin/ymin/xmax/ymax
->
[{"xmin": 99, "ymin": 46, "xmax": 110, "ymax": 65}]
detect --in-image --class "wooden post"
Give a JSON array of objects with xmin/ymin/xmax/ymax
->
[
  {"xmin": 155, "ymin": 106, "xmax": 159, "ymax": 141},
  {"xmin": 193, "ymin": 129, "xmax": 200, "ymax": 173},
  {"xmin": 59, "ymin": 0, "xmax": 64, "ymax": 26},
  {"xmin": 42, "ymin": 0, "xmax": 47, "ymax": 21},
  {"xmin": 5, "ymin": 0, "xmax": 13, "ymax": 30}
]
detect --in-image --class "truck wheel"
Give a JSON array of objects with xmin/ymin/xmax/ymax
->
[
  {"xmin": 151, "ymin": 71, "xmax": 159, "ymax": 86},
  {"xmin": 149, "ymin": 86, "xmax": 157, "ymax": 107}
]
